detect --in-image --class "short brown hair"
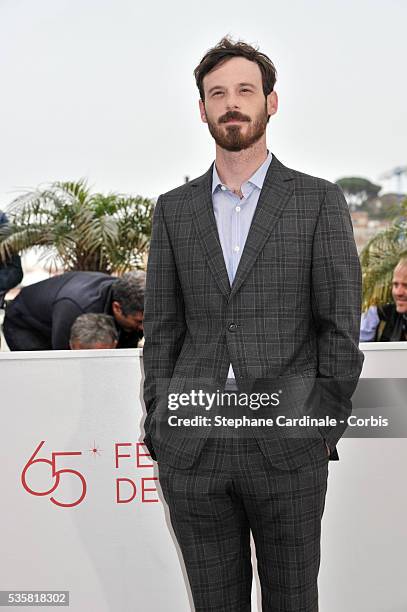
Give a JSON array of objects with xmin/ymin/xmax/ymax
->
[{"xmin": 194, "ymin": 36, "xmax": 277, "ymax": 101}]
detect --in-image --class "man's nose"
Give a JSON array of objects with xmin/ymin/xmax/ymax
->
[{"xmin": 224, "ymin": 92, "xmax": 240, "ymax": 109}]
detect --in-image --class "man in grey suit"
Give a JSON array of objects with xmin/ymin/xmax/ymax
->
[{"xmin": 143, "ymin": 36, "xmax": 364, "ymax": 612}]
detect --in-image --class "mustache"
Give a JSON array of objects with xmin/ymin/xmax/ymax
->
[{"xmin": 219, "ymin": 111, "xmax": 251, "ymax": 124}]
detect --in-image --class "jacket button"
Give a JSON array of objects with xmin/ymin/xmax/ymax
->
[{"xmin": 228, "ymin": 322, "xmax": 238, "ymax": 332}]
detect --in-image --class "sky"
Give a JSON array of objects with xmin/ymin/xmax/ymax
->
[{"xmin": 1, "ymin": 0, "xmax": 406, "ymax": 210}]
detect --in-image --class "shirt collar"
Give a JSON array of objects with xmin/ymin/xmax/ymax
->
[{"xmin": 212, "ymin": 151, "xmax": 273, "ymax": 195}]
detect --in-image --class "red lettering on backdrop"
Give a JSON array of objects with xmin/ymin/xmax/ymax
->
[
  {"xmin": 116, "ymin": 478, "xmax": 137, "ymax": 503},
  {"xmin": 21, "ymin": 441, "xmax": 87, "ymax": 508},
  {"xmin": 115, "ymin": 443, "xmax": 132, "ymax": 468},
  {"xmin": 21, "ymin": 442, "xmax": 158, "ymax": 506},
  {"xmin": 141, "ymin": 478, "xmax": 159, "ymax": 503},
  {"xmin": 136, "ymin": 443, "xmax": 154, "ymax": 467}
]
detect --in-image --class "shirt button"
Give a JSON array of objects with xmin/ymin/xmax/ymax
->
[
  {"xmin": 228, "ymin": 322, "xmax": 238, "ymax": 332},
  {"xmin": 234, "ymin": 245, "xmax": 240, "ymax": 252},
  {"xmin": 235, "ymin": 206, "xmax": 241, "ymax": 212},
  {"xmin": 220, "ymin": 185, "xmax": 227, "ymax": 191}
]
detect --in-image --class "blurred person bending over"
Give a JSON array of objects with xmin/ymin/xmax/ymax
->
[
  {"xmin": 360, "ymin": 257, "xmax": 407, "ymax": 342},
  {"xmin": 69, "ymin": 313, "xmax": 119, "ymax": 350},
  {"xmin": 3, "ymin": 270, "xmax": 144, "ymax": 350}
]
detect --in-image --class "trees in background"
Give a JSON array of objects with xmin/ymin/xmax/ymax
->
[
  {"xmin": 336, "ymin": 177, "xmax": 381, "ymax": 212},
  {"xmin": 360, "ymin": 198, "xmax": 407, "ymax": 310},
  {"xmin": 2, "ymin": 175, "xmax": 407, "ymax": 313},
  {"xmin": 0, "ymin": 180, "xmax": 154, "ymax": 274},
  {"xmin": 336, "ymin": 176, "xmax": 403, "ymax": 219}
]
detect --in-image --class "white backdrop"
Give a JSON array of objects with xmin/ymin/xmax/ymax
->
[{"xmin": 0, "ymin": 344, "xmax": 406, "ymax": 611}]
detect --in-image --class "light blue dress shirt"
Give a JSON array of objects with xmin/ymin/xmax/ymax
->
[
  {"xmin": 360, "ymin": 305, "xmax": 380, "ymax": 341},
  {"xmin": 211, "ymin": 151, "xmax": 273, "ymax": 378}
]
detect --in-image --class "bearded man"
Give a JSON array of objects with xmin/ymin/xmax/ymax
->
[{"xmin": 143, "ymin": 36, "xmax": 364, "ymax": 612}]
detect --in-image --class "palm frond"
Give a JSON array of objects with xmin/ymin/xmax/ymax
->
[
  {"xmin": 0, "ymin": 180, "xmax": 154, "ymax": 274},
  {"xmin": 360, "ymin": 201, "xmax": 407, "ymax": 310}
]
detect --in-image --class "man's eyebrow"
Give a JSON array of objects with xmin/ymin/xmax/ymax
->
[
  {"xmin": 207, "ymin": 82, "xmax": 258, "ymax": 95},
  {"xmin": 207, "ymin": 85, "xmax": 225, "ymax": 95}
]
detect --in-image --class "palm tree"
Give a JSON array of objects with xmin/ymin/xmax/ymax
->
[
  {"xmin": 0, "ymin": 179, "xmax": 154, "ymax": 274},
  {"xmin": 360, "ymin": 197, "xmax": 407, "ymax": 310}
]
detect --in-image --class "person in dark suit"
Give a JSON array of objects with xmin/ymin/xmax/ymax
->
[
  {"xmin": 143, "ymin": 36, "xmax": 364, "ymax": 612},
  {"xmin": 3, "ymin": 270, "xmax": 144, "ymax": 350}
]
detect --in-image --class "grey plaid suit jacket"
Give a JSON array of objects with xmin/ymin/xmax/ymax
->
[{"xmin": 142, "ymin": 154, "xmax": 364, "ymax": 469}]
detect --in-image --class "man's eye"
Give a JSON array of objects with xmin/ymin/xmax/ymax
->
[
  {"xmin": 212, "ymin": 91, "xmax": 223, "ymax": 97},
  {"xmin": 241, "ymin": 88, "xmax": 252, "ymax": 93}
]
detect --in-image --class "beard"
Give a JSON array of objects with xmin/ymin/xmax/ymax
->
[{"xmin": 206, "ymin": 105, "xmax": 269, "ymax": 152}]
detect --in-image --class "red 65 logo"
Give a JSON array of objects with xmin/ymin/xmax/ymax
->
[{"xmin": 21, "ymin": 441, "xmax": 87, "ymax": 508}]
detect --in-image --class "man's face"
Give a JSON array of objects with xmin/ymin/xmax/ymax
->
[
  {"xmin": 112, "ymin": 302, "xmax": 144, "ymax": 333},
  {"xmin": 199, "ymin": 56, "xmax": 278, "ymax": 152},
  {"xmin": 392, "ymin": 266, "xmax": 407, "ymax": 313}
]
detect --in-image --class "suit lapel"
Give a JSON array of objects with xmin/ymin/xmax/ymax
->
[
  {"xmin": 229, "ymin": 155, "xmax": 295, "ymax": 299},
  {"xmin": 189, "ymin": 165, "xmax": 231, "ymax": 298}
]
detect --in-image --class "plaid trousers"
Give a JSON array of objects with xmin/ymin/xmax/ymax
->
[{"xmin": 158, "ymin": 437, "xmax": 329, "ymax": 612}]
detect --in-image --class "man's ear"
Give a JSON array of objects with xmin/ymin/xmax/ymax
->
[
  {"xmin": 266, "ymin": 90, "xmax": 278, "ymax": 118},
  {"xmin": 111, "ymin": 301, "xmax": 122, "ymax": 316},
  {"xmin": 199, "ymin": 99, "xmax": 208, "ymax": 123}
]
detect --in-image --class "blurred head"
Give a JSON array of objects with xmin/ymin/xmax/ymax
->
[
  {"xmin": 392, "ymin": 258, "xmax": 407, "ymax": 314},
  {"xmin": 111, "ymin": 270, "xmax": 145, "ymax": 333},
  {"xmin": 194, "ymin": 37, "xmax": 278, "ymax": 152},
  {"xmin": 69, "ymin": 313, "xmax": 119, "ymax": 350}
]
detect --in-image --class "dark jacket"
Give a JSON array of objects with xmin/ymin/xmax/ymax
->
[
  {"xmin": 4, "ymin": 271, "xmax": 142, "ymax": 349},
  {"xmin": 376, "ymin": 302, "xmax": 407, "ymax": 341},
  {"xmin": 143, "ymin": 154, "xmax": 364, "ymax": 469},
  {"xmin": 0, "ymin": 211, "xmax": 23, "ymax": 294}
]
